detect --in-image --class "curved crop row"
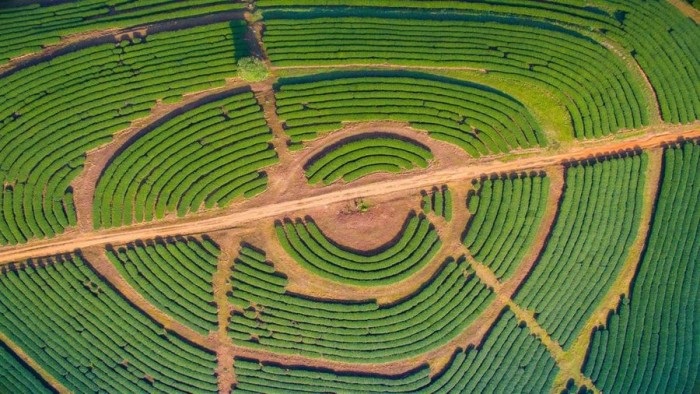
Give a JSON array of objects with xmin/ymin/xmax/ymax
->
[
  {"xmin": 305, "ymin": 134, "xmax": 432, "ymax": 184},
  {"xmin": 463, "ymin": 173, "xmax": 549, "ymax": 280},
  {"xmin": 0, "ymin": 254, "xmax": 218, "ymax": 393},
  {"xmin": 514, "ymin": 154, "xmax": 647, "ymax": 349},
  {"xmin": 0, "ymin": 21, "xmax": 244, "ymax": 244},
  {"xmin": 275, "ymin": 212, "xmax": 441, "ymax": 285},
  {"xmin": 232, "ymin": 308, "xmax": 558, "ymax": 393},
  {"xmin": 106, "ymin": 236, "xmax": 220, "ymax": 335},
  {"xmin": 0, "ymin": 0, "xmax": 245, "ymax": 64},
  {"xmin": 582, "ymin": 142, "xmax": 700, "ymax": 393},
  {"xmin": 94, "ymin": 90, "xmax": 277, "ymax": 228},
  {"xmin": 421, "ymin": 185, "xmax": 453, "ymax": 221},
  {"xmin": 264, "ymin": 14, "xmax": 648, "ymax": 139},
  {"xmin": 275, "ymin": 71, "xmax": 545, "ymax": 155},
  {"xmin": 0, "ymin": 342, "xmax": 51, "ymax": 394},
  {"xmin": 228, "ymin": 246, "xmax": 494, "ymax": 363}
]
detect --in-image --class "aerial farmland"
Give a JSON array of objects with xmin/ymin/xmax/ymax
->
[{"xmin": 0, "ymin": 0, "xmax": 697, "ymax": 393}]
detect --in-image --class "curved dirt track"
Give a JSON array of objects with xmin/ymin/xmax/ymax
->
[{"xmin": 0, "ymin": 125, "xmax": 697, "ymax": 265}]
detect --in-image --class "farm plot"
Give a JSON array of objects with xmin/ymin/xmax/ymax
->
[
  {"xmin": 305, "ymin": 134, "xmax": 433, "ymax": 185},
  {"xmin": 228, "ymin": 246, "xmax": 494, "ymax": 362},
  {"xmin": 0, "ymin": 342, "xmax": 52, "ymax": 394},
  {"xmin": 0, "ymin": 0, "xmax": 244, "ymax": 64},
  {"xmin": 106, "ymin": 236, "xmax": 220, "ymax": 334},
  {"xmin": 0, "ymin": 21, "xmax": 245, "ymax": 244},
  {"xmin": 275, "ymin": 72, "xmax": 544, "ymax": 154},
  {"xmin": 514, "ymin": 154, "xmax": 647, "ymax": 349},
  {"xmin": 94, "ymin": 90, "xmax": 277, "ymax": 228},
  {"xmin": 421, "ymin": 185, "xmax": 453, "ymax": 221},
  {"xmin": 263, "ymin": 14, "xmax": 648, "ymax": 138},
  {"xmin": 275, "ymin": 212, "xmax": 441, "ymax": 285},
  {"xmin": 0, "ymin": 254, "xmax": 218, "ymax": 393},
  {"xmin": 582, "ymin": 142, "xmax": 700, "ymax": 393},
  {"xmin": 232, "ymin": 308, "xmax": 558, "ymax": 393},
  {"xmin": 464, "ymin": 173, "xmax": 549, "ymax": 280}
]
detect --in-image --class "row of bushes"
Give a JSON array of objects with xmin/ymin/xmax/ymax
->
[
  {"xmin": 583, "ymin": 142, "xmax": 700, "ymax": 393},
  {"xmin": 93, "ymin": 91, "xmax": 277, "ymax": 229},
  {"xmin": 514, "ymin": 154, "xmax": 647, "ymax": 349},
  {"xmin": 0, "ymin": 0, "xmax": 244, "ymax": 63},
  {"xmin": 232, "ymin": 308, "xmax": 559, "ymax": 393},
  {"xmin": 463, "ymin": 174, "xmax": 549, "ymax": 280},
  {"xmin": 305, "ymin": 135, "xmax": 433, "ymax": 184},
  {"xmin": 106, "ymin": 236, "xmax": 220, "ymax": 335},
  {"xmin": 275, "ymin": 72, "xmax": 545, "ymax": 155},
  {"xmin": 229, "ymin": 246, "xmax": 495, "ymax": 362},
  {"xmin": 264, "ymin": 15, "xmax": 648, "ymax": 139},
  {"xmin": 0, "ymin": 21, "xmax": 245, "ymax": 243},
  {"xmin": 0, "ymin": 254, "xmax": 218, "ymax": 393},
  {"xmin": 275, "ymin": 212, "xmax": 441, "ymax": 285},
  {"xmin": 421, "ymin": 185, "xmax": 453, "ymax": 221},
  {"xmin": 0, "ymin": 342, "xmax": 51, "ymax": 394}
]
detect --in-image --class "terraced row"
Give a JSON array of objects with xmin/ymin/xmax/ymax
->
[
  {"xmin": 515, "ymin": 153, "xmax": 647, "ymax": 349},
  {"xmin": 275, "ymin": 72, "xmax": 545, "ymax": 155},
  {"xmin": 106, "ymin": 236, "xmax": 220, "ymax": 335},
  {"xmin": 464, "ymin": 173, "xmax": 549, "ymax": 280},
  {"xmin": 305, "ymin": 134, "xmax": 432, "ymax": 185},
  {"xmin": 583, "ymin": 142, "xmax": 700, "ymax": 393},
  {"xmin": 421, "ymin": 185, "xmax": 453, "ymax": 221},
  {"xmin": 0, "ymin": 21, "xmax": 245, "ymax": 244},
  {"xmin": 228, "ymin": 246, "xmax": 494, "ymax": 362},
  {"xmin": 263, "ymin": 13, "xmax": 648, "ymax": 138},
  {"xmin": 94, "ymin": 90, "xmax": 277, "ymax": 228},
  {"xmin": 233, "ymin": 308, "xmax": 559, "ymax": 393},
  {"xmin": 0, "ymin": 0, "xmax": 244, "ymax": 64},
  {"xmin": 0, "ymin": 254, "xmax": 218, "ymax": 393},
  {"xmin": 275, "ymin": 212, "xmax": 441, "ymax": 285},
  {"xmin": 0, "ymin": 343, "xmax": 51, "ymax": 394}
]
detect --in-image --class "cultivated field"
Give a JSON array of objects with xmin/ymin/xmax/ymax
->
[{"xmin": 0, "ymin": 0, "xmax": 698, "ymax": 393}]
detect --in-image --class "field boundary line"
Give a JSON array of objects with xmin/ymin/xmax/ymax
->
[
  {"xmin": 0, "ymin": 333, "xmax": 69, "ymax": 393},
  {"xmin": 667, "ymin": 0, "xmax": 700, "ymax": 22}
]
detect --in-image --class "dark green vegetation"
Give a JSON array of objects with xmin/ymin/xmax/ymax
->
[
  {"xmin": 94, "ymin": 90, "xmax": 277, "ymax": 228},
  {"xmin": 515, "ymin": 154, "xmax": 647, "ymax": 349},
  {"xmin": 0, "ymin": 342, "xmax": 52, "ymax": 394},
  {"xmin": 0, "ymin": 0, "xmax": 244, "ymax": 63},
  {"xmin": 275, "ymin": 72, "xmax": 545, "ymax": 154},
  {"xmin": 582, "ymin": 142, "xmax": 699, "ymax": 393},
  {"xmin": 0, "ymin": 21, "xmax": 246, "ymax": 244},
  {"xmin": 233, "ymin": 308, "xmax": 558, "ymax": 393},
  {"xmin": 106, "ymin": 237, "xmax": 220, "ymax": 334},
  {"xmin": 0, "ymin": 254, "xmax": 218, "ymax": 393},
  {"xmin": 275, "ymin": 212, "xmax": 440, "ymax": 285},
  {"xmin": 464, "ymin": 173, "xmax": 549, "ymax": 280},
  {"xmin": 421, "ymin": 185, "xmax": 453, "ymax": 221},
  {"xmin": 229, "ymin": 246, "xmax": 494, "ymax": 362},
  {"xmin": 305, "ymin": 134, "xmax": 433, "ymax": 184}
]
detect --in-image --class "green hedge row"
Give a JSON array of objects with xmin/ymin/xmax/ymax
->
[
  {"xmin": 275, "ymin": 72, "xmax": 545, "ymax": 154},
  {"xmin": 582, "ymin": 142, "xmax": 700, "ymax": 393},
  {"xmin": 276, "ymin": 212, "xmax": 441, "ymax": 285},
  {"xmin": 0, "ymin": 342, "xmax": 52, "ymax": 394},
  {"xmin": 0, "ymin": 254, "xmax": 218, "ymax": 393},
  {"xmin": 0, "ymin": 0, "xmax": 244, "ymax": 64},
  {"xmin": 264, "ymin": 15, "xmax": 648, "ymax": 139},
  {"xmin": 229, "ymin": 246, "xmax": 494, "ymax": 362},
  {"xmin": 0, "ymin": 21, "xmax": 245, "ymax": 244},
  {"xmin": 305, "ymin": 135, "xmax": 432, "ymax": 184},
  {"xmin": 463, "ymin": 173, "xmax": 549, "ymax": 280},
  {"xmin": 232, "ymin": 308, "xmax": 558, "ymax": 393},
  {"xmin": 421, "ymin": 185, "xmax": 452, "ymax": 221},
  {"xmin": 514, "ymin": 153, "xmax": 647, "ymax": 349},
  {"xmin": 93, "ymin": 90, "xmax": 277, "ymax": 229},
  {"xmin": 106, "ymin": 236, "xmax": 220, "ymax": 335}
]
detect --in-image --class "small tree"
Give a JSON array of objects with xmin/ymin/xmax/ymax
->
[{"xmin": 237, "ymin": 57, "xmax": 269, "ymax": 82}]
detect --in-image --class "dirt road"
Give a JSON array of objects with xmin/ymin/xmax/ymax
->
[{"xmin": 0, "ymin": 126, "xmax": 697, "ymax": 265}]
